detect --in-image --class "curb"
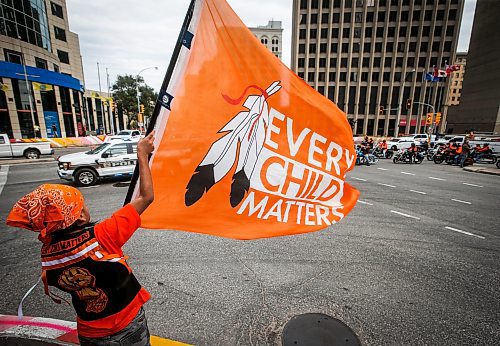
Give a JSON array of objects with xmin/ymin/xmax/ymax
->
[
  {"xmin": 463, "ymin": 167, "xmax": 500, "ymax": 176},
  {"xmin": 0, "ymin": 315, "xmax": 191, "ymax": 346},
  {"xmin": 0, "ymin": 158, "xmax": 56, "ymax": 165}
]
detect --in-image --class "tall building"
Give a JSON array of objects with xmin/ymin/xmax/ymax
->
[
  {"xmin": 291, "ymin": 0, "xmax": 464, "ymax": 136},
  {"xmin": 447, "ymin": 51, "xmax": 466, "ymax": 107},
  {"xmin": 0, "ymin": 0, "xmax": 85, "ymax": 138},
  {"xmin": 250, "ymin": 20, "xmax": 283, "ymax": 60},
  {"xmin": 446, "ymin": 1, "xmax": 500, "ymax": 134},
  {"xmin": 83, "ymin": 89, "xmax": 127, "ymax": 135}
]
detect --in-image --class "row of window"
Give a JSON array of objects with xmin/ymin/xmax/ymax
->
[
  {"xmin": 299, "ymin": 69, "xmax": 430, "ymax": 83},
  {"xmin": 4, "ymin": 48, "xmax": 68, "ymax": 75},
  {"xmin": 299, "ymin": 24, "xmax": 454, "ymax": 41},
  {"xmin": 301, "ymin": 8, "xmax": 457, "ymax": 26},
  {"xmin": 299, "ymin": 40, "xmax": 453, "ymax": 55},
  {"xmin": 300, "ymin": 0, "xmax": 459, "ymax": 10},
  {"xmin": 298, "ymin": 54, "xmax": 449, "ymax": 71}
]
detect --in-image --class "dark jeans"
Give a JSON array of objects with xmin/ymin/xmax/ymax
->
[
  {"xmin": 79, "ymin": 307, "xmax": 151, "ymax": 346},
  {"xmin": 459, "ymin": 153, "xmax": 468, "ymax": 167}
]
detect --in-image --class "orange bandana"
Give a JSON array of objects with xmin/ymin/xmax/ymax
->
[{"xmin": 6, "ymin": 184, "xmax": 84, "ymax": 242}]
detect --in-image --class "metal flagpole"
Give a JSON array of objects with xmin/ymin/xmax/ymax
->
[
  {"xmin": 106, "ymin": 68, "xmax": 114, "ymax": 134},
  {"xmin": 435, "ymin": 80, "xmax": 444, "ymax": 134},
  {"xmin": 124, "ymin": 0, "xmax": 197, "ymax": 205}
]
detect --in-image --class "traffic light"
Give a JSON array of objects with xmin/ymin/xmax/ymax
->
[
  {"xmin": 435, "ymin": 112, "xmax": 442, "ymax": 124},
  {"xmin": 406, "ymin": 98, "xmax": 412, "ymax": 110},
  {"xmin": 110, "ymin": 101, "xmax": 115, "ymax": 112},
  {"xmin": 140, "ymin": 104, "xmax": 145, "ymax": 114},
  {"xmin": 379, "ymin": 106, "xmax": 384, "ymax": 114},
  {"xmin": 426, "ymin": 113, "xmax": 433, "ymax": 125}
]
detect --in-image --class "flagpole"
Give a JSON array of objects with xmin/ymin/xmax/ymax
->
[{"xmin": 124, "ymin": 0, "xmax": 197, "ymax": 205}]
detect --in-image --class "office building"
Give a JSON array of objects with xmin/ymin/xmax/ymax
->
[
  {"xmin": 0, "ymin": 0, "xmax": 85, "ymax": 138},
  {"xmin": 291, "ymin": 0, "xmax": 464, "ymax": 136},
  {"xmin": 250, "ymin": 20, "xmax": 283, "ymax": 60},
  {"xmin": 446, "ymin": 1, "xmax": 500, "ymax": 134},
  {"xmin": 447, "ymin": 51, "xmax": 466, "ymax": 107}
]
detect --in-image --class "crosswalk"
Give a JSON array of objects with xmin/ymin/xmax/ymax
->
[{"xmin": 0, "ymin": 165, "xmax": 9, "ymax": 196}]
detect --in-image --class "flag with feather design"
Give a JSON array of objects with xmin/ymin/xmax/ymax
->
[{"xmin": 129, "ymin": 0, "xmax": 359, "ymax": 239}]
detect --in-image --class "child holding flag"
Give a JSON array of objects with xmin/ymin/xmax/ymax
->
[{"xmin": 6, "ymin": 132, "xmax": 156, "ymax": 346}]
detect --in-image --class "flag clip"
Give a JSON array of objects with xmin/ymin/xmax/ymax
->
[
  {"xmin": 158, "ymin": 90, "xmax": 174, "ymax": 110},
  {"xmin": 182, "ymin": 30, "xmax": 194, "ymax": 49}
]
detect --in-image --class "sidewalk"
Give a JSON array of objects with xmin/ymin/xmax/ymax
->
[{"xmin": 463, "ymin": 165, "xmax": 500, "ymax": 176}]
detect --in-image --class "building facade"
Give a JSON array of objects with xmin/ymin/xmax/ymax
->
[
  {"xmin": 291, "ymin": 0, "xmax": 464, "ymax": 136},
  {"xmin": 250, "ymin": 20, "xmax": 283, "ymax": 60},
  {"xmin": 446, "ymin": 51, "xmax": 466, "ymax": 107},
  {"xmin": 446, "ymin": 1, "xmax": 500, "ymax": 134},
  {"xmin": 0, "ymin": 0, "xmax": 85, "ymax": 138},
  {"xmin": 83, "ymin": 89, "xmax": 127, "ymax": 135}
]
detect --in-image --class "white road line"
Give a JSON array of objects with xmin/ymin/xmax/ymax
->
[
  {"xmin": 0, "ymin": 165, "xmax": 9, "ymax": 196},
  {"xmin": 451, "ymin": 198, "xmax": 472, "ymax": 205},
  {"xmin": 445, "ymin": 226, "xmax": 485, "ymax": 240},
  {"xmin": 410, "ymin": 190, "xmax": 427, "ymax": 195},
  {"xmin": 462, "ymin": 182, "xmax": 483, "ymax": 188},
  {"xmin": 377, "ymin": 168, "xmax": 388, "ymax": 171},
  {"xmin": 428, "ymin": 176, "xmax": 446, "ymax": 181},
  {"xmin": 358, "ymin": 200, "xmax": 373, "ymax": 205},
  {"xmin": 390, "ymin": 210, "xmax": 421, "ymax": 220},
  {"xmin": 401, "ymin": 171, "xmax": 416, "ymax": 176},
  {"xmin": 352, "ymin": 177, "xmax": 367, "ymax": 181},
  {"xmin": 82, "ymin": 185, "xmax": 100, "ymax": 189},
  {"xmin": 378, "ymin": 183, "xmax": 396, "ymax": 188}
]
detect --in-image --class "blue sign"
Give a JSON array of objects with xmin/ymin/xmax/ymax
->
[{"xmin": 44, "ymin": 111, "xmax": 60, "ymax": 138}]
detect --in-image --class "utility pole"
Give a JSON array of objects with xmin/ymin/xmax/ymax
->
[
  {"xmin": 18, "ymin": 39, "xmax": 37, "ymax": 137},
  {"xmin": 106, "ymin": 68, "xmax": 114, "ymax": 134}
]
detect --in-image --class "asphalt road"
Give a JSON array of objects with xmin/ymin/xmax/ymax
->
[{"xmin": 0, "ymin": 159, "xmax": 498, "ymax": 345}]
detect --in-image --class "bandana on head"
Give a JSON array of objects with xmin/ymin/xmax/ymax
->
[{"xmin": 6, "ymin": 184, "xmax": 84, "ymax": 242}]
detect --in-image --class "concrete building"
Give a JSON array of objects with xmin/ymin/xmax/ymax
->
[
  {"xmin": 446, "ymin": 1, "xmax": 500, "ymax": 134},
  {"xmin": 291, "ymin": 0, "xmax": 464, "ymax": 136},
  {"xmin": 447, "ymin": 51, "xmax": 466, "ymax": 107},
  {"xmin": 83, "ymin": 89, "xmax": 127, "ymax": 135},
  {"xmin": 0, "ymin": 0, "xmax": 85, "ymax": 138},
  {"xmin": 250, "ymin": 20, "xmax": 283, "ymax": 60}
]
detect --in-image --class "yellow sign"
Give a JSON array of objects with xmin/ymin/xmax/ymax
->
[
  {"xmin": 0, "ymin": 82, "xmax": 8, "ymax": 92},
  {"xmin": 33, "ymin": 82, "xmax": 53, "ymax": 92}
]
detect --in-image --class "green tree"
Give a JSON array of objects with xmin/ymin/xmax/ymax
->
[{"xmin": 112, "ymin": 74, "xmax": 157, "ymax": 128}]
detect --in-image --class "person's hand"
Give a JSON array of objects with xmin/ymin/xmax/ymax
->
[{"xmin": 137, "ymin": 131, "xmax": 155, "ymax": 158}]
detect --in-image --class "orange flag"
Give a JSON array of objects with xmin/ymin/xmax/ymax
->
[{"xmin": 128, "ymin": 0, "xmax": 359, "ymax": 239}]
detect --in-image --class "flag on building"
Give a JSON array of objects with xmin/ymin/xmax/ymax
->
[
  {"xmin": 433, "ymin": 67, "xmax": 447, "ymax": 78},
  {"xmin": 424, "ymin": 72, "xmax": 442, "ymax": 82},
  {"xmin": 125, "ymin": 0, "xmax": 359, "ymax": 240},
  {"xmin": 445, "ymin": 64, "xmax": 460, "ymax": 76},
  {"xmin": 32, "ymin": 82, "xmax": 53, "ymax": 92}
]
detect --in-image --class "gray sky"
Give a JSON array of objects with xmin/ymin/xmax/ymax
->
[{"xmin": 66, "ymin": 0, "xmax": 477, "ymax": 92}]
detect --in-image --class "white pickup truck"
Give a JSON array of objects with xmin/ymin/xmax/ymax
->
[{"xmin": 0, "ymin": 133, "xmax": 54, "ymax": 159}]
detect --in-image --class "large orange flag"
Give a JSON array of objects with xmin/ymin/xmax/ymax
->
[{"xmin": 128, "ymin": 0, "xmax": 359, "ymax": 239}]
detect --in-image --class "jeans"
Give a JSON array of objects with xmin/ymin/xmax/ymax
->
[
  {"xmin": 460, "ymin": 153, "xmax": 468, "ymax": 167},
  {"xmin": 79, "ymin": 308, "xmax": 151, "ymax": 346}
]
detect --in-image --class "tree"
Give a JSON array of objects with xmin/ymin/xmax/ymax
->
[{"xmin": 112, "ymin": 74, "xmax": 158, "ymax": 128}]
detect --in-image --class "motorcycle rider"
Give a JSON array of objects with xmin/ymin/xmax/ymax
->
[
  {"xmin": 407, "ymin": 143, "xmax": 419, "ymax": 163},
  {"xmin": 376, "ymin": 139, "xmax": 388, "ymax": 156},
  {"xmin": 454, "ymin": 144, "xmax": 463, "ymax": 165},
  {"xmin": 460, "ymin": 140, "xmax": 471, "ymax": 168}
]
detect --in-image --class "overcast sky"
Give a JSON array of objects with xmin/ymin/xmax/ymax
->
[{"xmin": 66, "ymin": 0, "xmax": 477, "ymax": 92}]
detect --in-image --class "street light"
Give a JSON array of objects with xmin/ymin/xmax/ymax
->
[
  {"xmin": 136, "ymin": 66, "xmax": 158, "ymax": 130},
  {"xmin": 395, "ymin": 68, "xmax": 416, "ymax": 136}
]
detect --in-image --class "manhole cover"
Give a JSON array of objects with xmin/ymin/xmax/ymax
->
[{"xmin": 282, "ymin": 313, "xmax": 361, "ymax": 346}]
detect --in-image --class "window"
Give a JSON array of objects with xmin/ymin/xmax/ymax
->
[
  {"xmin": 309, "ymin": 58, "xmax": 315, "ymax": 68},
  {"xmin": 340, "ymin": 72, "xmax": 347, "ymax": 81},
  {"xmin": 444, "ymin": 41, "xmax": 452, "ymax": 52},
  {"xmin": 319, "ymin": 58, "xmax": 327, "ymax": 67},
  {"xmin": 51, "ymin": 2, "xmax": 64, "ymax": 19},
  {"xmin": 376, "ymin": 27, "xmax": 384, "ymax": 37},
  {"xmin": 397, "ymin": 42, "xmax": 405, "ymax": 52},
  {"xmin": 332, "ymin": 13, "xmax": 340, "ymax": 23},
  {"xmin": 323, "ymin": 0, "xmax": 330, "ymax": 8},
  {"xmin": 298, "ymin": 58, "xmax": 305, "ymax": 68},
  {"xmin": 299, "ymin": 44, "xmax": 305, "ymax": 54},
  {"xmin": 343, "ymin": 28, "xmax": 350, "ymax": 38},
  {"xmin": 446, "ymin": 25, "xmax": 454, "ymax": 36},
  {"xmin": 372, "ymin": 72, "xmax": 379, "ymax": 80},
  {"xmin": 384, "ymin": 57, "xmax": 392, "ymax": 66},
  {"xmin": 322, "ymin": 13, "xmax": 329, "ymax": 23},
  {"xmin": 409, "ymin": 42, "xmax": 416, "ymax": 52},
  {"xmin": 329, "ymin": 72, "xmax": 337, "ymax": 80},
  {"xmin": 311, "ymin": 14, "xmax": 318, "ymax": 24},
  {"xmin": 354, "ymin": 28, "xmax": 362, "ymax": 38},
  {"xmin": 341, "ymin": 58, "xmax": 348, "ymax": 67},
  {"xmin": 396, "ymin": 57, "xmax": 403, "ymax": 67},
  {"xmin": 436, "ymin": 10, "xmax": 445, "ymax": 21},
  {"xmin": 418, "ymin": 57, "xmax": 426, "ymax": 68},
  {"xmin": 399, "ymin": 27, "xmax": 407, "ymax": 37},
  {"xmin": 308, "ymin": 72, "xmax": 315, "ymax": 82},
  {"xmin": 53, "ymin": 64, "xmax": 60, "ymax": 72},
  {"xmin": 365, "ymin": 27, "xmax": 373, "ymax": 37},
  {"xmin": 411, "ymin": 26, "xmax": 419, "ymax": 37},
  {"xmin": 432, "ymin": 41, "xmax": 440, "ymax": 51},
  {"xmin": 353, "ymin": 43, "xmax": 360, "ymax": 53},
  {"xmin": 361, "ymin": 72, "xmax": 368, "ymax": 81},
  {"xmin": 389, "ymin": 11, "xmax": 397, "ymax": 21},
  {"xmin": 35, "ymin": 57, "xmax": 48, "ymax": 69},
  {"xmin": 366, "ymin": 12, "xmax": 374, "ymax": 22},
  {"xmin": 350, "ymin": 72, "xmax": 358, "ymax": 82},
  {"xmin": 375, "ymin": 42, "xmax": 382, "ymax": 52},
  {"xmin": 299, "ymin": 29, "xmax": 306, "ymax": 39},
  {"xmin": 331, "ymin": 43, "xmax": 338, "ymax": 52},
  {"xmin": 383, "ymin": 72, "xmax": 391, "ymax": 81},
  {"xmin": 320, "ymin": 43, "xmax": 327, "ymax": 53},
  {"xmin": 351, "ymin": 58, "xmax": 359, "ymax": 67},
  {"xmin": 57, "ymin": 50, "xmax": 70, "ymax": 64},
  {"xmin": 387, "ymin": 27, "xmax": 396, "ymax": 37},
  {"xmin": 321, "ymin": 28, "xmax": 328, "ymax": 38},
  {"xmin": 374, "ymin": 57, "xmax": 381, "ymax": 66},
  {"xmin": 330, "ymin": 58, "xmax": 337, "ymax": 67},
  {"xmin": 342, "ymin": 43, "xmax": 349, "ymax": 51},
  {"xmin": 377, "ymin": 12, "xmax": 385, "ymax": 22},
  {"xmin": 422, "ymin": 26, "xmax": 430, "ymax": 36},
  {"xmin": 310, "ymin": 29, "xmax": 317, "ymax": 39},
  {"xmin": 355, "ymin": 12, "xmax": 363, "ymax": 23},
  {"xmin": 364, "ymin": 42, "xmax": 371, "ymax": 52},
  {"xmin": 318, "ymin": 72, "xmax": 325, "ymax": 82},
  {"xmin": 4, "ymin": 49, "xmax": 23, "ymax": 64},
  {"xmin": 331, "ymin": 28, "xmax": 339, "ymax": 38},
  {"xmin": 425, "ymin": 10, "xmax": 433, "ymax": 21},
  {"xmin": 412, "ymin": 11, "xmax": 421, "ymax": 22},
  {"xmin": 362, "ymin": 57, "xmax": 370, "ymax": 67},
  {"xmin": 344, "ymin": 13, "xmax": 351, "ymax": 23},
  {"xmin": 420, "ymin": 42, "xmax": 428, "ymax": 52},
  {"xmin": 54, "ymin": 26, "xmax": 67, "ymax": 41},
  {"xmin": 309, "ymin": 43, "xmax": 316, "ymax": 53},
  {"xmin": 400, "ymin": 11, "xmax": 409, "ymax": 22},
  {"xmin": 386, "ymin": 42, "xmax": 394, "ymax": 52},
  {"xmin": 105, "ymin": 144, "xmax": 128, "ymax": 157}
]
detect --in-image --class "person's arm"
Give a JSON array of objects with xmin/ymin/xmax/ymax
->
[{"xmin": 130, "ymin": 131, "xmax": 155, "ymax": 215}]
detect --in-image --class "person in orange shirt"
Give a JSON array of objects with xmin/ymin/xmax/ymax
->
[{"xmin": 6, "ymin": 132, "xmax": 156, "ymax": 346}]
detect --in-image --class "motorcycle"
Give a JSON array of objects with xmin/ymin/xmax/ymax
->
[
  {"xmin": 434, "ymin": 149, "xmax": 474, "ymax": 166},
  {"xmin": 393, "ymin": 149, "xmax": 424, "ymax": 164},
  {"xmin": 471, "ymin": 150, "xmax": 498, "ymax": 164},
  {"xmin": 372, "ymin": 147, "xmax": 393, "ymax": 159}
]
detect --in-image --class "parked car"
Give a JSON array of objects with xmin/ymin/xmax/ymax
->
[
  {"xmin": 57, "ymin": 139, "xmax": 138, "ymax": 186},
  {"xmin": 0, "ymin": 133, "xmax": 54, "ymax": 159},
  {"xmin": 106, "ymin": 130, "xmax": 142, "ymax": 142},
  {"xmin": 386, "ymin": 137, "xmax": 418, "ymax": 151}
]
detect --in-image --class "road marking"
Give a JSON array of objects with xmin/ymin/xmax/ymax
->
[
  {"xmin": 0, "ymin": 165, "xmax": 9, "ymax": 196},
  {"xmin": 358, "ymin": 200, "xmax": 373, "ymax": 206},
  {"xmin": 462, "ymin": 182, "xmax": 483, "ymax": 188},
  {"xmin": 378, "ymin": 183, "xmax": 396, "ymax": 188},
  {"xmin": 410, "ymin": 189, "xmax": 427, "ymax": 195},
  {"xmin": 390, "ymin": 210, "xmax": 421, "ymax": 220},
  {"xmin": 445, "ymin": 226, "xmax": 485, "ymax": 240},
  {"xmin": 377, "ymin": 168, "xmax": 388, "ymax": 171},
  {"xmin": 428, "ymin": 176, "xmax": 446, "ymax": 181},
  {"xmin": 401, "ymin": 171, "xmax": 416, "ymax": 176},
  {"xmin": 82, "ymin": 185, "xmax": 100, "ymax": 189},
  {"xmin": 352, "ymin": 177, "xmax": 367, "ymax": 181},
  {"xmin": 451, "ymin": 198, "xmax": 472, "ymax": 205}
]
